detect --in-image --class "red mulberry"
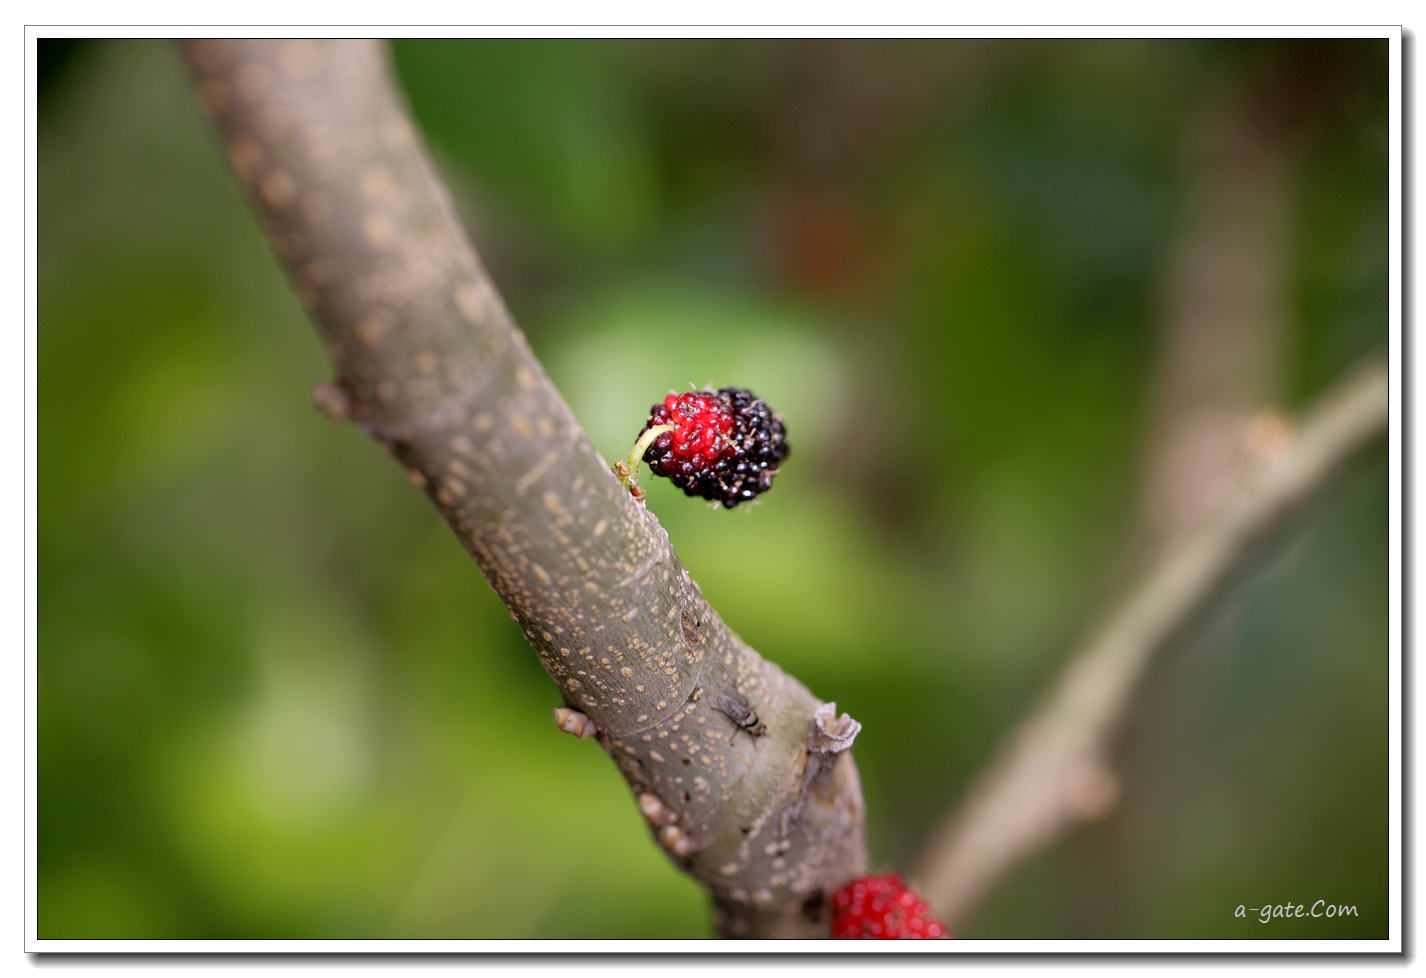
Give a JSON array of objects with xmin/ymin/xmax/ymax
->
[{"xmin": 830, "ymin": 873, "xmax": 949, "ymax": 939}]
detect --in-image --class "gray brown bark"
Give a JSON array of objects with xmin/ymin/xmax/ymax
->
[{"xmin": 181, "ymin": 38, "xmax": 866, "ymax": 939}]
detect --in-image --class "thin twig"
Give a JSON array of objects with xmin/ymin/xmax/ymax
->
[{"xmin": 914, "ymin": 360, "xmax": 1389, "ymax": 929}]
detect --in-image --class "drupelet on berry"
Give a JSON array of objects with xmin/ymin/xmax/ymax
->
[
  {"xmin": 639, "ymin": 387, "xmax": 789, "ymax": 508},
  {"xmin": 830, "ymin": 873, "xmax": 949, "ymax": 939}
]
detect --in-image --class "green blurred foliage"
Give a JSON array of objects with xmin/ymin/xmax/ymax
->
[{"xmin": 37, "ymin": 38, "xmax": 1389, "ymax": 939}]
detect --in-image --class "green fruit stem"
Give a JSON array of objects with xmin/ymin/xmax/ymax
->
[{"xmin": 619, "ymin": 424, "xmax": 674, "ymax": 488}]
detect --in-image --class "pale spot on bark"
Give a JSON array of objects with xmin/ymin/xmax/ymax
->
[
  {"xmin": 639, "ymin": 793, "xmax": 668, "ymax": 823},
  {"xmin": 303, "ymin": 257, "xmax": 337, "ymax": 285},
  {"xmin": 451, "ymin": 435, "xmax": 474, "ymax": 457},
  {"xmin": 658, "ymin": 825, "xmax": 693, "ymax": 857},
  {"xmin": 415, "ymin": 350, "xmax": 438, "ymax": 375},
  {"xmin": 533, "ymin": 564, "xmax": 551, "ymax": 586},
  {"xmin": 536, "ymin": 416, "xmax": 555, "ymax": 437},
  {"xmin": 511, "ymin": 414, "xmax": 533, "ymax": 438},
  {"xmin": 473, "ymin": 413, "xmax": 494, "ymax": 432},
  {"xmin": 360, "ymin": 165, "xmax": 395, "ymax": 203},
  {"xmin": 543, "ymin": 491, "xmax": 562, "ymax": 514},
  {"xmin": 235, "ymin": 60, "xmax": 272, "ymax": 103},
  {"xmin": 408, "ymin": 469, "xmax": 428, "ymax": 489},
  {"xmin": 362, "ymin": 211, "xmax": 397, "ymax": 249},
  {"xmin": 515, "ymin": 450, "xmax": 559, "ymax": 494},
  {"xmin": 593, "ymin": 519, "xmax": 608, "ymax": 537},
  {"xmin": 310, "ymin": 380, "xmax": 350, "ymax": 421},
  {"xmin": 515, "ymin": 365, "xmax": 537, "ymax": 391},
  {"xmin": 357, "ymin": 308, "xmax": 395, "ymax": 345},
  {"xmin": 455, "ymin": 282, "xmax": 486, "ymax": 323},
  {"xmin": 226, "ymin": 135, "xmax": 264, "ymax": 183},
  {"xmin": 278, "ymin": 39, "xmax": 322, "ymax": 81},
  {"xmin": 380, "ymin": 115, "xmax": 414, "ymax": 151},
  {"xmin": 259, "ymin": 170, "xmax": 297, "ymax": 209}
]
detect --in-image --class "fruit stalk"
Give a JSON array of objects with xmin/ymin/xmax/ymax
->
[{"xmin": 614, "ymin": 423, "xmax": 674, "ymax": 502}]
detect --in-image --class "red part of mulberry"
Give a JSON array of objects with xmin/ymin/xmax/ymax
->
[
  {"xmin": 830, "ymin": 873, "xmax": 949, "ymax": 939},
  {"xmin": 639, "ymin": 387, "xmax": 789, "ymax": 508}
]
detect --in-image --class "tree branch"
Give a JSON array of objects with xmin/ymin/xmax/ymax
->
[
  {"xmin": 181, "ymin": 38, "xmax": 866, "ymax": 939},
  {"xmin": 914, "ymin": 359, "xmax": 1389, "ymax": 929}
]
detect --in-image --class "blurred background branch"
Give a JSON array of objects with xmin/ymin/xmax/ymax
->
[
  {"xmin": 917, "ymin": 359, "xmax": 1387, "ymax": 928},
  {"xmin": 918, "ymin": 45, "xmax": 1391, "ymax": 928}
]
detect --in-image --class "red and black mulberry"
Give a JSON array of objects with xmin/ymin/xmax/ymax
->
[{"xmin": 639, "ymin": 387, "xmax": 789, "ymax": 508}]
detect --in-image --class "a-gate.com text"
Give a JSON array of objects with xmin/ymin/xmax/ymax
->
[{"xmin": 1236, "ymin": 901, "xmax": 1358, "ymax": 923}]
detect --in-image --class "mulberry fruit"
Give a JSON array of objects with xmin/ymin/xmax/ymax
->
[
  {"xmin": 639, "ymin": 387, "xmax": 789, "ymax": 508},
  {"xmin": 830, "ymin": 873, "xmax": 949, "ymax": 939}
]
